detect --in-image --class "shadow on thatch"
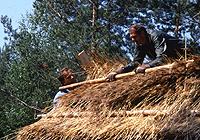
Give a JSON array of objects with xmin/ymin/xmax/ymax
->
[{"xmin": 17, "ymin": 56, "xmax": 200, "ymax": 140}]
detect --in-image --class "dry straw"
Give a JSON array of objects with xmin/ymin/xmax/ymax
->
[{"xmin": 17, "ymin": 56, "xmax": 200, "ymax": 140}]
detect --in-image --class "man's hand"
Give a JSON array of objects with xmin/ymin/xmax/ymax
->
[
  {"xmin": 135, "ymin": 64, "xmax": 150, "ymax": 74},
  {"xmin": 106, "ymin": 72, "xmax": 118, "ymax": 81}
]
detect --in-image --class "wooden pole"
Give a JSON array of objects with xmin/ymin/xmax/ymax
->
[
  {"xmin": 59, "ymin": 60, "xmax": 194, "ymax": 90},
  {"xmin": 59, "ymin": 63, "xmax": 175, "ymax": 90},
  {"xmin": 37, "ymin": 109, "xmax": 200, "ymax": 118}
]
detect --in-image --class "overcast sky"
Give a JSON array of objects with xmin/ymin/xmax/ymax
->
[{"xmin": 0, "ymin": 0, "xmax": 34, "ymax": 48}]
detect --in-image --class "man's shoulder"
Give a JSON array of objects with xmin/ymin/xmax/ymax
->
[
  {"xmin": 147, "ymin": 29, "xmax": 174, "ymax": 39},
  {"xmin": 147, "ymin": 29, "xmax": 163, "ymax": 37},
  {"xmin": 54, "ymin": 90, "xmax": 69, "ymax": 98}
]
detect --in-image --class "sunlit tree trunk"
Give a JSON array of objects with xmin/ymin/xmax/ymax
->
[{"xmin": 90, "ymin": 0, "xmax": 99, "ymax": 48}]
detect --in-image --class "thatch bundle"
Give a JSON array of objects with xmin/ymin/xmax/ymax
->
[{"xmin": 17, "ymin": 56, "xmax": 200, "ymax": 140}]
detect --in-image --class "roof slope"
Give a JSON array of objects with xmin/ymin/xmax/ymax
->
[{"xmin": 17, "ymin": 56, "xmax": 200, "ymax": 140}]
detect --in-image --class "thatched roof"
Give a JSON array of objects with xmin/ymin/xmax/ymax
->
[{"xmin": 17, "ymin": 56, "xmax": 200, "ymax": 140}]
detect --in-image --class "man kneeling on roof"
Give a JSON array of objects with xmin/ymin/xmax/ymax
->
[
  {"xmin": 106, "ymin": 24, "xmax": 184, "ymax": 81},
  {"xmin": 53, "ymin": 67, "xmax": 76, "ymax": 107}
]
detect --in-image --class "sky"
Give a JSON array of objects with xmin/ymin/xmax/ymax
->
[{"xmin": 0, "ymin": 0, "xmax": 35, "ymax": 48}]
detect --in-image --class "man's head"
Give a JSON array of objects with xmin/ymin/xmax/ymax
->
[
  {"xmin": 129, "ymin": 24, "xmax": 148, "ymax": 46},
  {"xmin": 58, "ymin": 67, "xmax": 76, "ymax": 86}
]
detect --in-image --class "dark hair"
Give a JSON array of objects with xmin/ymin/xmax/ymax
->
[
  {"xmin": 129, "ymin": 24, "xmax": 147, "ymax": 34},
  {"xmin": 57, "ymin": 67, "xmax": 76, "ymax": 86},
  {"xmin": 58, "ymin": 75, "xmax": 65, "ymax": 85}
]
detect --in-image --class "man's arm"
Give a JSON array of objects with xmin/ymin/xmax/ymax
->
[
  {"xmin": 106, "ymin": 46, "xmax": 145, "ymax": 81},
  {"xmin": 117, "ymin": 46, "xmax": 145, "ymax": 73}
]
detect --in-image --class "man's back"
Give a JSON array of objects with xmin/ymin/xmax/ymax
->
[{"xmin": 147, "ymin": 29, "xmax": 183, "ymax": 50}]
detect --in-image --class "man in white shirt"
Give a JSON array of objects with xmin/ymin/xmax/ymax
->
[{"xmin": 53, "ymin": 67, "xmax": 76, "ymax": 107}]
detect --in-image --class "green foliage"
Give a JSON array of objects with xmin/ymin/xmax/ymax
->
[{"xmin": 0, "ymin": 15, "xmax": 82, "ymax": 137}]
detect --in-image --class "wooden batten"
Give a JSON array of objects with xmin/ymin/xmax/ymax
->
[{"xmin": 59, "ymin": 60, "xmax": 194, "ymax": 90}]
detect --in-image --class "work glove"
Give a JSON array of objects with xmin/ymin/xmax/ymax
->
[
  {"xmin": 135, "ymin": 64, "xmax": 150, "ymax": 74},
  {"xmin": 106, "ymin": 72, "xmax": 118, "ymax": 81}
]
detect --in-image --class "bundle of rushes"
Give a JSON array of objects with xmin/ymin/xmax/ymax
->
[
  {"xmin": 81, "ymin": 53, "xmax": 126, "ymax": 80},
  {"xmin": 17, "ymin": 56, "xmax": 200, "ymax": 140}
]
